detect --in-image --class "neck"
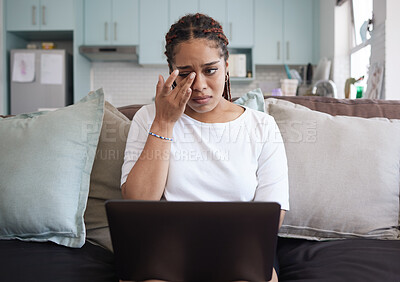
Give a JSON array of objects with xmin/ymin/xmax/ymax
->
[{"xmin": 184, "ymin": 99, "xmax": 244, "ymax": 123}]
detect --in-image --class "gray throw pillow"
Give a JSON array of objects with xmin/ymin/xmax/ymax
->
[
  {"xmin": 85, "ymin": 100, "xmax": 131, "ymax": 251},
  {"xmin": 265, "ymin": 99, "xmax": 400, "ymax": 240}
]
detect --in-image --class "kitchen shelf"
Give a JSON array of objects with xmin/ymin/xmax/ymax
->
[{"xmin": 228, "ymin": 47, "xmax": 255, "ymax": 82}]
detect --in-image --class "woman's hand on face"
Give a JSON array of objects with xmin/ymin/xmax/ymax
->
[{"xmin": 154, "ymin": 70, "xmax": 196, "ymax": 125}]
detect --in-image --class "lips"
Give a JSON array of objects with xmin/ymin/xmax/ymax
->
[{"xmin": 192, "ymin": 95, "xmax": 212, "ymax": 104}]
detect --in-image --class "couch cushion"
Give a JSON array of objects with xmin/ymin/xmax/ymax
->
[
  {"xmin": 0, "ymin": 89, "xmax": 104, "ymax": 248},
  {"xmin": 85, "ymin": 101, "xmax": 131, "ymax": 252},
  {"xmin": 118, "ymin": 104, "xmax": 144, "ymax": 120},
  {"xmin": 0, "ymin": 240, "xmax": 117, "ymax": 282},
  {"xmin": 277, "ymin": 237, "xmax": 400, "ymax": 282},
  {"xmin": 265, "ymin": 98, "xmax": 400, "ymax": 240},
  {"xmin": 266, "ymin": 96, "xmax": 400, "ymax": 119}
]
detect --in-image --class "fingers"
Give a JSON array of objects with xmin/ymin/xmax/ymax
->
[
  {"xmin": 173, "ymin": 72, "xmax": 196, "ymax": 101},
  {"xmin": 163, "ymin": 70, "xmax": 179, "ymax": 93},
  {"xmin": 155, "ymin": 75, "xmax": 165, "ymax": 97},
  {"xmin": 179, "ymin": 87, "xmax": 192, "ymax": 108}
]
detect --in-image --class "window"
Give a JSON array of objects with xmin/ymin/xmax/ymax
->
[{"xmin": 350, "ymin": 0, "xmax": 373, "ymax": 98}]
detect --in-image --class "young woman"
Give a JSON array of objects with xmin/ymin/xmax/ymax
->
[{"xmin": 120, "ymin": 13, "xmax": 289, "ymax": 282}]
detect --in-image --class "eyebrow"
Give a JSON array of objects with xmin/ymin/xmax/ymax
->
[{"xmin": 176, "ymin": 60, "xmax": 220, "ymax": 69}]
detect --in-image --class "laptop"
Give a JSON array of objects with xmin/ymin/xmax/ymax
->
[{"xmin": 105, "ymin": 200, "xmax": 281, "ymax": 282}]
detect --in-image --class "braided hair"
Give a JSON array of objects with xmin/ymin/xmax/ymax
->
[{"xmin": 165, "ymin": 13, "xmax": 231, "ymax": 101}]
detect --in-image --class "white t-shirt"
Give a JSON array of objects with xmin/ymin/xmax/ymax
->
[{"xmin": 121, "ymin": 104, "xmax": 289, "ymax": 210}]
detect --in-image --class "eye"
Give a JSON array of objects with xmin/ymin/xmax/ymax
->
[
  {"xmin": 205, "ymin": 68, "xmax": 218, "ymax": 75},
  {"xmin": 178, "ymin": 72, "xmax": 190, "ymax": 77}
]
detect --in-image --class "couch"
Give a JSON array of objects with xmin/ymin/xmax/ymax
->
[{"xmin": 1, "ymin": 89, "xmax": 400, "ymax": 282}]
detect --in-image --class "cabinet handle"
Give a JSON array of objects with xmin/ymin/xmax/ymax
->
[
  {"xmin": 32, "ymin": 6, "xmax": 36, "ymax": 25},
  {"xmin": 105, "ymin": 22, "xmax": 108, "ymax": 41},
  {"xmin": 286, "ymin": 41, "xmax": 290, "ymax": 60},
  {"xmin": 42, "ymin": 6, "xmax": 46, "ymax": 25},
  {"xmin": 277, "ymin": 41, "xmax": 280, "ymax": 60},
  {"xmin": 114, "ymin": 22, "xmax": 117, "ymax": 41}
]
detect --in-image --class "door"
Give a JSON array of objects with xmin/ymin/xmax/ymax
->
[
  {"xmin": 112, "ymin": 0, "xmax": 139, "ymax": 45},
  {"xmin": 254, "ymin": 0, "xmax": 283, "ymax": 64},
  {"xmin": 283, "ymin": 0, "xmax": 314, "ymax": 64},
  {"xmin": 139, "ymin": 0, "xmax": 169, "ymax": 64},
  {"xmin": 40, "ymin": 0, "xmax": 74, "ymax": 30},
  {"xmin": 85, "ymin": 0, "xmax": 112, "ymax": 45},
  {"xmin": 169, "ymin": 0, "xmax": 199, "ymax": 26},
  {"xmin": 226, "ymin": 0, "xmax": 254, "ymax": 47},
  {"xmin": 6, "ymin": 0, "xmax": 40, "ymax": 31}
]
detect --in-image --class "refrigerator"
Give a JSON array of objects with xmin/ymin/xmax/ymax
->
[{"xmin": 10, "ymin": 49, "xmax": 72, "ymax": 115}]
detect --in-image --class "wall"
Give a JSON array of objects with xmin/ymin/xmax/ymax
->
[
  {"xmin": 319, "ymin": 0, "xmax": 335, "ymax": 61},
  {"xmin": 91, "ymin": 63, "xmax": 287, "ymax": 107},
  {"xmin": 0, "ymin": 0, "xmax": 3, "ymax": 115},
  {"xmin": 332, "ymin": 0, "xmax": 351, "ymax": 98},
  {"xmin": 385, "ymin": 0, "xmax": 400, "ymax": 100}
]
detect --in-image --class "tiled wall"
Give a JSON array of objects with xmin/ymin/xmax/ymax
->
[{"xmin": 91, "ymin": 63, "xmax": 289, "ymax": 107}]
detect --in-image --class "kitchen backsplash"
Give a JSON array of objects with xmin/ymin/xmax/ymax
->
[{"xmin": 91, "ymin": 63, "xmax": 288, "ymax": 107}]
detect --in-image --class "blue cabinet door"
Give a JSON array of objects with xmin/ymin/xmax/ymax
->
[
  {"xmin": 283, "ymin": 0, "xmax": 314, "ymax": 64},
  {"xmin": 139, "ymin": 0, "xmax": 169, "ymax": 64},
  {"xmin": 227, "ymin": 0, "xmax": 254, "ymax": 47},
  {"xmin": 112, "ymin": 0, "xmax": 139, "ymax": 45},
  {"xmin": 85, "ymin": 0, "xmax": 112, "ymax": 45},
  {"xmin": 254, "ymin": 0, "xmax": 283, "ymax": 64},
  {"xmin": 6, "ymin": 0, "xmax": 40, "ymax": 31},
  {"xmin": 199, "ymin": 0, "xmax": 226, "ymax": 29},
  {"xmin": 7, "ymin": 0, "xmax": 73, "ymax": 31},
  {"xmin": 169, "ymin": 0, "xmax": 199, "ymax": 26},
  {"xmin": 39, "ymin": 0, "xmax": 74, "ymax": 30}
]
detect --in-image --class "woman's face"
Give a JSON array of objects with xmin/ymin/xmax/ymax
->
[{"xmin": 172, "ymin": 38, "xmax": 228, "ymax": 116}]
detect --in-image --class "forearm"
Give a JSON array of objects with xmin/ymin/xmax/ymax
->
[
  {"xmin": 279, "ymin": 210, "xmax": 286, "ymax": 229},
  {"xmin": 122, "ymin": 121, "xmax": 173, "ymax": 200}
]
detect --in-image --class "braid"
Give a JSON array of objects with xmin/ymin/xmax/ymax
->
[{"xmin": 165, "ymin": 13, "xmax": 231, "ymax": 101}]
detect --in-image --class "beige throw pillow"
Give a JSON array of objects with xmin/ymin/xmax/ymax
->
[
  {"xmin": 265, "ymin": 99, "xmax": 400, "ymax": 240},
  {"xmin": 85, "ymin": 101, "xmax": 131, "ymax": 251}
]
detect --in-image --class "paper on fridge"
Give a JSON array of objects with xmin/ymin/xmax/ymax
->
[
  {"xmin": 41, "ymin": 54, "xmax": 63, "ymax": 85},
  {"xmin": 12, "ymin": 53, "xmax": 35, "ymax": 83}
]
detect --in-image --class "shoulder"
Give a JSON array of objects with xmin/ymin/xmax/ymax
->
[
  {"xmin": 133, "ymin": 103, "xmax": 156, "ymax": 122},
  {"xmin": 242, "ymin": 106, "xmax": 276, "ymax": 124}
]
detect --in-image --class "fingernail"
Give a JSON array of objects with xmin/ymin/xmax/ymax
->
[
  {"xmin": 173, "ymin": 69, "xmax": 179, "ymax": 75},
  {"xmin": 190, "ymin": 72, "xmax": 196, "ymax": 79}
]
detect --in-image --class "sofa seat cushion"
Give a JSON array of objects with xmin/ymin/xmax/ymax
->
[
  {"xmin": 277, "ymin": 237, "xmax": 400, "ymax": 282},
  {"xmin": 0, "ymin": 239, "xmax": 117, "ymax": 282}
]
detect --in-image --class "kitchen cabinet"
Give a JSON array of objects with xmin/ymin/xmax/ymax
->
[
  {"xmin": 139, "ymin": 0, "xmax": 254, "ymax": 65},
  {"xmin": 199, "ymin": 0, "xmax": 254, "ymax": 47},
  {"xmin": 84, "ymin": 0, "xmax": 139, "ymax": 45},
  {"xmin": 226, "ymin": 0, "xmax": 254, "ymax": 47},
  {"xmin": 169, "ymin": 0, "xmax": 198, "ymax": 26},
  {"xmin": 139, "ymin": 0, "xmax": 169, "ymax": 64},
  {"xmin": 199, "ymin": 0, "xmax": 226, "ymax": 29},
  {"xmin": 6, "ymin": 0, "xmax": 74, "ymax": 31},
  {"xmin": 254, "ymin": 0, "xmax": 316, "ymax": 65}
]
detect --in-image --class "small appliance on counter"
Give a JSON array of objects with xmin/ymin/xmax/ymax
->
[
  {"xmin": 312, "ymin": 80, "xmax": 337, "ymax": 98},
  {"xmin": 10, "ymin": 49, "xmax": 72, "ymax": 115}
]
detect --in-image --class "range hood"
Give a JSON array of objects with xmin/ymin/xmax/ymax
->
[{"xmin": 79, "ymin": 46, "xmax": 138, "ymax": 62}]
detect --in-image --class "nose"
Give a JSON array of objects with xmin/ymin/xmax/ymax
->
[{"xmin": 191, "ymin": 73, "xmax": 206, "ymax": 92}]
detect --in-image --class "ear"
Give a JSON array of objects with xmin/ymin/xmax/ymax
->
[{"xmin": 225, "ymin": 60, "xmax": 229, "ymax": 73}]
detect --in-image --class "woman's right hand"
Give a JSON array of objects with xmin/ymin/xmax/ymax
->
[{"xmin": 154, "ymin": 70, "xmax": 196, "ymax": 125}]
